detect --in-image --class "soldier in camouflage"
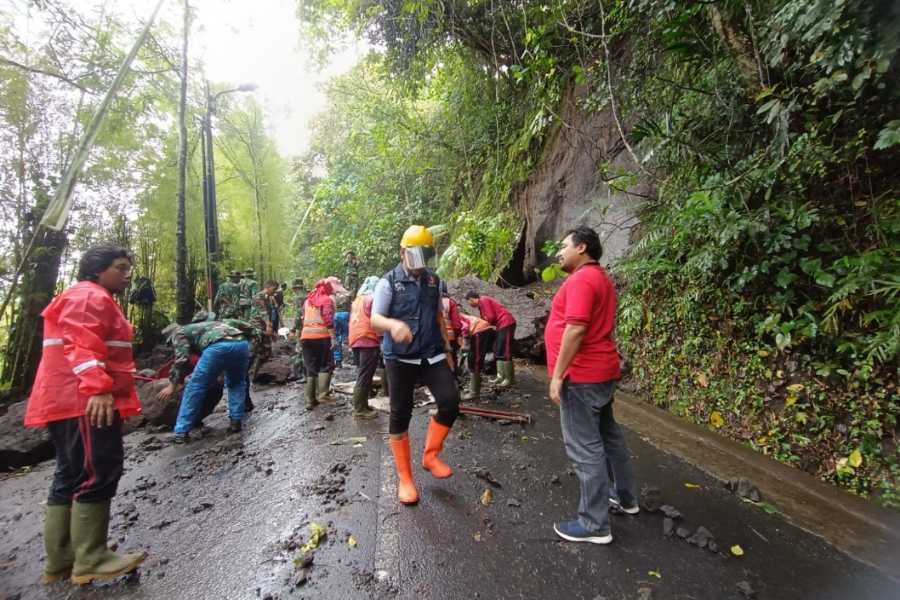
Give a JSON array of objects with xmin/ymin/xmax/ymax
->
[
  {"xmin": 289, "ymin": 278, "xmax": 306, "ymax": 381},
  {"xmin": 214, "ymin": 270, "xmax": 243, "ymax": 319},
  {"xmin": 344, "ymin": 251, "xmax": 361, "ymax": 299},
  {"xmin": 156, "ymin": 319, "xmax": 252, "ymax": 443},
  {"xmin": 238, "ymin": 268, "xmax": 259, "ymax": 321},
  {"xmin": 248, "ymin": 280, "xmax": 278, "ymax": 379}
]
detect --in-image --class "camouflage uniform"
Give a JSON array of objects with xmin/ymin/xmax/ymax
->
[
  {"xmin": 344, "ymin": 255, "xmax": 361, "ymax": 299},
  {"xmin": 238, "ymin": 271, "xmax": 259, "ymax": 321},
  {"xmin": 248, "ymin": 290, "xmax": 273, "ymax": 376},
  {"xmin": 169, "ymin": 321, "xmax": 247, "ymax": 385},
  {"xmin": 215, "ymin": 274, "xmax": 243, "ymax": 319}
]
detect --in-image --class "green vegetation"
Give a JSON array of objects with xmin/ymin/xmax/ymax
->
[
  {"xmin": 296, "ymin": 0, "xmax": 899, "ymax": 506},
  {"xmin": 0, "ymin": 0, "xmax": 895, "ymax": 506},
  {"xmin": 0, "ymin": 2, "xmax": 294, "ymax": 390}
]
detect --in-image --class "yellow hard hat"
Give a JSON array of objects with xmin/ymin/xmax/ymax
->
[{"xmin": 400, "ymin": 225, "xmax": 434, "ymax": 248}]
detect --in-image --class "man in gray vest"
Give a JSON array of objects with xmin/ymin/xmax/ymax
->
[{"xmin": 370, "ymin": 225, "xmax": 459, "ymax": 506}]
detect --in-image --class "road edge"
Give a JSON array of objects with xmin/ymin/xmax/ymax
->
[{"xmin": 613, "ymin": 392, "xmax": 900, "ymax": 582}]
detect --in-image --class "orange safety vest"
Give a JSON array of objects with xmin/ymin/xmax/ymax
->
[
  {"xmin": 300, "ymin": 300, "xmax": 331, "ymax": 340},
  {"xmin": 349, "ymin": 296, "xmax": 379, "ymax": 348},
  {"xmin": 462, "ymin": 314, "xmax": 493, "ymax": 336},
  {"xmin": 441, "ymin": 298, "xmax": 457, "ymax": 342}
]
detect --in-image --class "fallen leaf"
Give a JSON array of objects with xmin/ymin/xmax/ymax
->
[
  {"xmin": 730, "ymin": 544, "xmax": 744, "ymax": 557},
  {"xmin": 786, "ymin": 383, "xmax": 805, "ymax": 393},
  {"xmin": 785, "ymin": 395, "xmax": 798, "ymax": 407},
  {"xmin": 684, "ymin": 483, "xmax": 701, "ymax": 489},
  {"xmin": 695, "ymin": 372, "xmax": 709, "ymax": 388},
  {"xmin": 709, "ymin": 411, "xmax": 725, "ymax": 428},
  {"xmin": 348, "ymin": 535, "xmax": 358, "ymax": 549},
  {"xmin": 757, "ymin": 349, "xmax": 770, "ymax": 357},
  {"xmin": 473, "ymin": 532, "xmax": 483, "ymax": 542},
  {"xmin": 848, "ymin": 449, "xmax": 863, "ymax": 468},
  {"xmin": 329, "ymin": 436, "xmax": 367, "ymax": 446},
  {"xmin": 648, "ymin": 570, "xmax": 662, "ymax": 579},
  {"xmin": 795, "ymin": 411, "xmax": 808, "ymax": 424},
  {"xmin": 480, "ymin": 488, "xmax": 494, "ymax": 506},
  {"xmin": 301, "ymin": 523, "xmax": 327, "ymax": 554}
]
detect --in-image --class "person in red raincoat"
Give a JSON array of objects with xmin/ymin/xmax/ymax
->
[{"xmin": 24, "ymin": 245, "xmax": 147, "ymax": 585}]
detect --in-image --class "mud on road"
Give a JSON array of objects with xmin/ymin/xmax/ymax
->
[{"xmin": 1, "ymin": 366, "xmax": 898, "ymax": 600}]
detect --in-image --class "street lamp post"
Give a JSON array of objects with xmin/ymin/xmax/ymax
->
[{"xmin": 200, "ymin": 81, "xmax": 256, "ymax": 311}]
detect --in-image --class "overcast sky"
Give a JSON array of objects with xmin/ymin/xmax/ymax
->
[
  {"xmin": 15, "ymin": 0, "xmax": 366, "ymax": 157},
  {"xmin": 186, "ymin": 0, "xmax": 365, "ymax": 156}
]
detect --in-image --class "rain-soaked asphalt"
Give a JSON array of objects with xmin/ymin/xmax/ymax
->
[{"xmin": 1, "ymin": 365, "xmax": 899, "ymax": 600}]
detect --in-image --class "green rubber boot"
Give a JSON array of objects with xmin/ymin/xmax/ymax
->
[
  {"xmin": 461, "ymin": 373, "xmax": 481, "ymax": 401},
  {"xmin": 352, "ymin": 383, "xmax": 377, "ymax": 419},
  {"xmin": 42, "ymin": 504, "xmax": 73, "ymax": 584},
  {"xmin": 305, "ymin": 376, "xmax": 318, "ymax": 409},
  {"xmin": 70, "ymin": 501, "xmax": 146, "ymax": 585},
  {"xmin": 499, "ymin": 360, "xmax": 515, "ymax": 387},
  {"xmin": 493, "ymin": 360, "xmax": 508, "ymax": 385},
  {"xmin": 317, "ymin": 371, "xmax": 333, "ymax": 402}
]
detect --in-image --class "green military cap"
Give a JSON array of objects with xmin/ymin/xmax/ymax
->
[
  {"xmin": 244, "ymin": 268, "xmax": 255, "ymax": 277},
  {"xmin": 191, "ymin": 310, "xmax": 213, "ymax": 323},
  {"xmin": 291, "ymin": 277, "xmax": 304, "ymax": 289},
  {"xmin": 229, "ymin": 270, "xmax": 242, "ymax": 278},
  {"xmin": 162, "ymin": 322, "xmax": 180, "ymax": 344}
]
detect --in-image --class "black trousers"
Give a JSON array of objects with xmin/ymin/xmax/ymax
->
[
  {"xmin": 494, "ymin": 324, "xmax": 516, "ymax": 361},
  {"xmin": 46, "ymin": 415, "xmax": 124, "ymax": 505},
  {"xmin": 385, "ymin": 359, "xmax": 459, "ymax": 434},
  {"xmin": 353, "ymin": 346, "xmax": 380, "ymax": 389},
  {"xmin": 467, "ymin": 330, "xmax": 494, "ymax": 374},
  {"xmin": 302, "ymin": 338, "xmax": 333, "ymax": 376}
]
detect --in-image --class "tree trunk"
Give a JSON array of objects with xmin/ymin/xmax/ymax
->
[
  {"xmin": 707, "ymin": 5, "xmax": 763, "ymax": 95},
  {"xmin": 2, "ymin": 213, "xmax": 66, "ymax": 397},
  {"xmin": 175, "ymin": 0, "xmax": 191, "ymax": 324}
]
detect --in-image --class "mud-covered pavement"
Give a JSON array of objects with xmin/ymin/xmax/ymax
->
[{"xmin": 2, "ymin": 366, "xmax": 899, "ymax": 600}]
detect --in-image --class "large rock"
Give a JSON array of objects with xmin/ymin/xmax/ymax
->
[
  {"xmin": 135, "ymin": 376, "xmax": 182, "ymax": 429},
  {"xmin": 504, "ymin": 83, "xmax": 649, "ymax": 284},
  {"xmin": 0, "ymin": 400, "xmax": 54, "ymax": 470},
  {"xmin": 254, "ymin": 355, "xmax": 296, "ymax": 385},
  {"xmin": 133, "ymin": 375, "xmax": 225, "ymax": 431},
  {"xmin": 448, "ymin": 276, "xmax": 557, "ymax": 361}
]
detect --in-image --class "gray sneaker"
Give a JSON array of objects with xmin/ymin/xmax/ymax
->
[{"xmin": 609, "ymin": 495, "xmax": 640, "ymax": 515}]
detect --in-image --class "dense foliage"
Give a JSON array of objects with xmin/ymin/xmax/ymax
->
[
  {"xmin": 296, "ymin": 0, "xmax": 899, "ymax": 506},
  {"xmin": 0, "ymin": 2, "xmax": 295, "ymax": 390}
]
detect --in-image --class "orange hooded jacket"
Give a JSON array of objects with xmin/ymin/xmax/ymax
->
[{"xmin": 24, "ymin": 281, "xmax": 142, "ymax": 427}]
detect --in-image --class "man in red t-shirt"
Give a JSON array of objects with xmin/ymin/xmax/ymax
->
[
  {"xmin": 465, "ymin": 291, "xmax": 517, "ymax": 387},
  {"xmin": 544, "ymin": 225, "xmax": 637, "ymax": 546}
]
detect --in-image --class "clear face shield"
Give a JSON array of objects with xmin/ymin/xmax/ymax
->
[{"xmin": 403, "ymin": 245, "xmax": 435, "ymax": 271}]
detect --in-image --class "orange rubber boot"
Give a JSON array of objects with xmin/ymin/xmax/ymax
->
[
  {"xmin": 389, "ymin": 434, "xmax": 419, "ymax": 505},
  {"xmin": 422, "ymin": 417, "xmax": 453, "ymax": 479}
]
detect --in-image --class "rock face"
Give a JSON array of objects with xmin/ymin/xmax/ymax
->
[
  {"xmin": 448, "ymin": 275, "xmax": 557, "ymax": 361},
  {"xmin": 0, "ymin": 400, "xmax": 53, "ymax": 470},
  {"xmin": 504, "ymin": 83, "xmax": 650, "ymax": 284}
]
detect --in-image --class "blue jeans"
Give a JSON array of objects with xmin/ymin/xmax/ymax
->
[
  {"xmin": 174, "ymin": 340, "xmax": 250, "ymax": 434},
  {"xmin": 333, "ymin": 311, "xmax": 349, "ymax": 364},
  {"xmin": 559, "ymin": 380, "xmax": 636, "ymax": 534}
]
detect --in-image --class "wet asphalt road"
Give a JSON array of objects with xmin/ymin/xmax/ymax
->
[{"xmin": 1, "ymin": 365, "xmax": 899, "ymax": 600}]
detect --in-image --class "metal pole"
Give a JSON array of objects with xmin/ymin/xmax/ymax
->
[
  {"xmin": 199, "ymin": 114, "xmax": 214, "ymax": 313},
  {"xmin": 206, "ymin": 103, "xmax": 219, "ymax": 273},
  {"xmin": 205, "ymin": 85, "xmax": 220, "ymax": 302}
]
